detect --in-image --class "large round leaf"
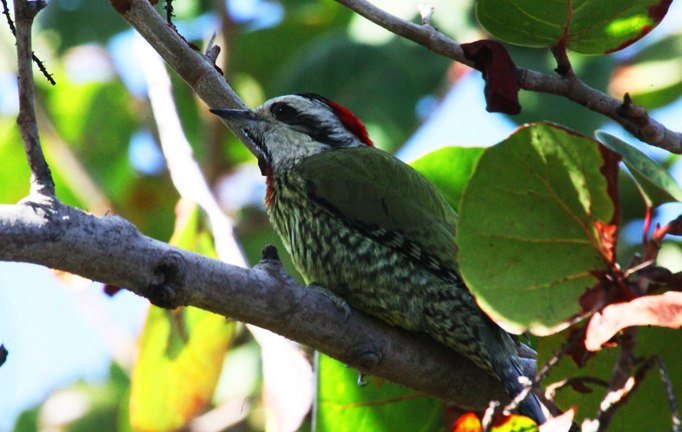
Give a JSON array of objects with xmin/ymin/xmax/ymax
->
[
  {"xmin": 476, "ymin": 0, "xmax": 672, "ymax": 54},
  {"xmin": 458, "ymin": 122, "xmax": 620, "ymax": 335}
]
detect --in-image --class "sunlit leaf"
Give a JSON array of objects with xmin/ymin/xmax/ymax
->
[
  {"xmin": 585, "ymin": 292, "xmax": 682, "ymax": 350},
  {"xmin": 491, "ymin": 413, "xmax": 537, "ymax": 432},
  {"xmin": 316, "ymin": 354, "xmax": 443, "ymax": 432},
  {"xmin": 459, "ymin": 123, "xmax": 621, "ymax": 335},
  {"xmin": 476, "ymin": 0, "xmax": 672, "ymax": 54},
  {"xmin": 453, "ymin": 413, "xmax": 481, "ymax": 432},
  {"xmin": 130, "ymin": 203, "xmax": 235, "ymax": 432}
]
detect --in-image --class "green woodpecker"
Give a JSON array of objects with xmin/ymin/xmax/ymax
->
[{"xmin": 210, "ymin": 94, "xmax": 546, "ymax": 424}]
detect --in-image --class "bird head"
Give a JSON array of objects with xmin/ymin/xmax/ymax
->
[{"xmin": 210, "ymin": 93, "xmax": 373, "ymax": 176}]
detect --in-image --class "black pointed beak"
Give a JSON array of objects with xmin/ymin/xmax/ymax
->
[
  {"xmin": 209, "ymin": 108, "xmax": 263, "ymax": 125},
  {"xmin": 210, "ymin": 108, "xmax": 270, "ymax": 177}
]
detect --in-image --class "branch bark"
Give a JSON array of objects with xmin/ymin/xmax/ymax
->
[
  {"xmin": 0, "ymin": 198, "xmax": 517, "ymax": 410},
  {"xmin": 332, "ymin": 0, "xmax": 682, "ymax": 154}
]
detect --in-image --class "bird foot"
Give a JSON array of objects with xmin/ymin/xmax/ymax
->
[{"xmin": 306, "ymin": 283, "xmax": 351, "ymax": 322}]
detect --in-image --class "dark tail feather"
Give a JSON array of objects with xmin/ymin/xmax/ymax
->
[{"xmin": 497, "ymin": 360, "xmax": 547, "ymax": 425}]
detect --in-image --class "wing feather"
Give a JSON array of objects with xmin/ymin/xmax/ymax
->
[{"xmin": 295, "ymin": 146, "xmax": 460, "ymax": 277}]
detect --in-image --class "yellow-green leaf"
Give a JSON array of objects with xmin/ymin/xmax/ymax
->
[{"xmin": 130, "ymin": 202, "xmax": 235, "ymax": 432}]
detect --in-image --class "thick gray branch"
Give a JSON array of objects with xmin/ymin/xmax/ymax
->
[
  {"xmin": 13, "ymin": 0, "xmax": 54, "ymax": 196},
  {"xmin": 333, "ymin": 0, "xmax": 682, "ymax": 154},
  {"xmin": 0, "ymin": 198, "xmax": 514, "ymax": 410}
]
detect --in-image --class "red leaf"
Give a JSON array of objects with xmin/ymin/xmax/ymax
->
[
  {"xmin": 453, "ymin": 412, "xmax": 481, "ymax": 432},
  {"xmin": 461, "ymin": 40, "xmax": 520, "ymax": 115},
  {"xmin": 565, "ymin": 326, "xmax": 595, "ymax": 368},
  {"xmin": 104, "ymin": 284, "xmax": 122, "ymax": 296},
  {"xmin": 585, "ymin": 292, "xmax": 682, "ymax": 350}
]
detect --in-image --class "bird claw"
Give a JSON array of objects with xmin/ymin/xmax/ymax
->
[
  {"xmin": 306, "ymin": 283, "xmax": 351, "ymax": 322},
  {"xmin": 357, "ymin": 371, "xmax": 368, "ymax": 387}
]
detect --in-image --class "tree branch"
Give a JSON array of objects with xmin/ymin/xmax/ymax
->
[
  {"xmin": 0, "ymin": 198, "xmax": 517, "ymax": 410},
  {"xmin": 108, "ymin": 0, "xmax": 261, "ymax": 159},
  {"xmin": 13, "ymin": 0, "xmax": 55, "ymax": 196},
  {"xmin": 332, "ymin": 0, "xmax": 682, "ymax": 154}
]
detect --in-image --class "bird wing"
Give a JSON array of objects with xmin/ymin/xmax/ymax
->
[{"xmin": 295, "ymin": 146, "xmax": 460, "ymax": 280}]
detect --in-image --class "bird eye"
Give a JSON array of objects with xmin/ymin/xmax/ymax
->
[{"xmin": 271, "ymin": 103, "xmax": 298, "ymax": 122}]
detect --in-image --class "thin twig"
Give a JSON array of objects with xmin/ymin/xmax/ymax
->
[
  {"xmin": 608, "ymin": 327, "xmax": 638, "ymax": 393},
  {"xmin": 416, "ymin": 2, "xmax": 434, "ymax": 27},
  {"xmin": 545, "ymin": 376, "xmax": 609, "ymax": 400},
  {"xmin": 1, "ymin": 0, "xmax": 16, "ymax": 34},
  {"xmin": 535, "ymin": 330, "xmax": 581, "ymax": 383},
  {"xmin": 164, "ymin": 0, "xmax": 173, "ymax": 24},
  {"xmin": 332, "ymin": 0, "xmax": 682, "ymax": 154},
  {"xmin": 595, "ymin": 355, "xmax": 654, "ymax": 432},
  {"xmin": 654, "ymin": 355, "xmax": 680, "ymax": 432},
  {"xmin": 3, "ymin": 0, "xmax": 55, "ymax": 84},
  {"xmin": 481, "ymin": 400, "xmax": 500, "ymax": 432},
  {"xmin": 13, "ymin": 0, "xmax": 55, "ymax": 197},
  {"xmin": 31, "ymin": 51, "xmax": 55, "ymax": 85}
]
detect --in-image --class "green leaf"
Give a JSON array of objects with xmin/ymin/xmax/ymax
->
[
  {"xmin": 316, "ymin": 354, "xmax": 443, "ymax": 432},
  {"xmin": 476, "ymin": 0, "xmax": 672, "ymax": 54},
  {"xmin": 410, "ymin": 146, "xmax": 486, "ymax": 211},
  {"xmin": 458, "ymin": 122, "xmax": 620, "ymax": 335},
  {"xmin": 596, "ymin": 131, "xmax": 682, "ymax": 207},
  {"xmin": 130, "ymin": 203, "xmax": 235, "ymax": 432}
]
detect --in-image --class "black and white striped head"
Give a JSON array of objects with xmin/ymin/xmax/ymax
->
[{"xmin": 211, "ymin": 94, "xmax": 373, "ymax": 175}]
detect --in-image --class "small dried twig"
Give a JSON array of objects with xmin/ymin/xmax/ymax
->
[
  {"xmin": 549, "ymin": 0, "xmax": 574, "ymax": 77},
  {"xmin": 1, "ymin": 0, "xmax": 16, "ymax": 34},
  {"xmin": 502, "ymin": 376, "xmax": 532, "ymax": 415},
  {"xmin": 481, "ymin": 400, "xmax": 500, "ymax": 432},
  {"xmin": 535, "ymin": 329, "xmax": 582, "ymax": 383},
  {"xmin": 164, "ymin": 0, "xmax": 173, "ymax": 24},
  {"xmin": 416, "ymin": 2, "xmax": 434, "ymax": 26},
  {"xmin": 545, "ymin": 376, "xmax": 609, "ymax": 400},
  {"xmin": 645, "ymin": 215, "xmax": 682, "ymax": 261},
  {"xmin": 2, "ymin": 0, "xmax": 55, "ymax": 85},
  {"xmin": 654, "ymin": 355, "xmax": 680, "ymax": 432},
  {"xmin": 595, "ymin": 354, "xmax": 654, "ymax": 432},
  {"xmin": 204, "ymin": 31, "xmax": 221, "ymax": 66},
  {"xmin": 608, "ymin": 327, "xmax": 638, "ymax": 394},
  {"xmin": 13, "ymin": 0, "xmax": 55, "ymax": 196}
]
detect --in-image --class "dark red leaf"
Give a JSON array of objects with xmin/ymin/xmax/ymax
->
[
  {"xmin": 461, "ymin": 40, "xmax": 520, "ymax": 115},
  {"xmin": 565, "ymin": 326, "xmax": 595, "ymax": 368},
  {"xmin": 104, "ymin": 284, "xmax": 122, "ymax": 296},
  {"xmin": 0, "ymin": 345, "xmax": 7, "ymax": 368}
]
